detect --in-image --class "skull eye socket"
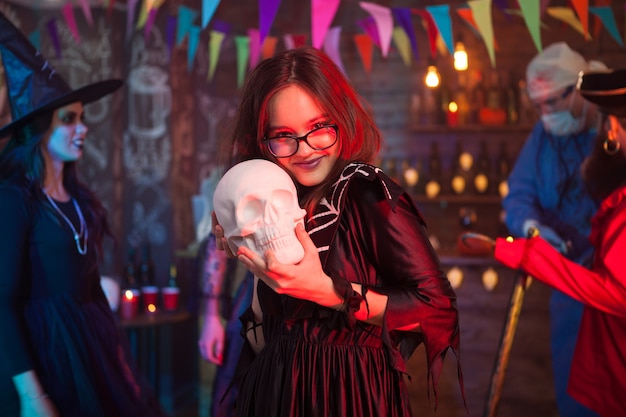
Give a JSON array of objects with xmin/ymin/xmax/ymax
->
[
  {"xmin": 272, "ymin": 189, "xmax": 296, "ymax": 209},
  {"xmin": 238, "ymin": 197, "xmax": 264, "ymax": 224}
]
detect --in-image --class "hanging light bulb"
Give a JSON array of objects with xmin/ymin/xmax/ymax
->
[
  {"xmin": 424, "ymin": 65, "xmax": 440, "ymax": 88},
  {"xmin": 454, "ymin": 41, "xmax": 468, "ymax": 71}
]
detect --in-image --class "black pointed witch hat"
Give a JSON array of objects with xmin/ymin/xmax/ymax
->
[{"xmin": 0, "ymin": 11, "xmax": 123, "ymax": 138}]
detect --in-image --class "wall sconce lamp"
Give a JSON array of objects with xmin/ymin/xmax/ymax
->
[
  {"xmin": 454, "ymin": 41, "xmax": 468, "ymax": 71},
  {"xmin": 424, "ymin": 65, "xmax": 440, "ymax": 88}
]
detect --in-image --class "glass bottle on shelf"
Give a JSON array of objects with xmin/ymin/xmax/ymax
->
[
  {"xmin": 517, "ymin": 78, "xmax": 535, "ymax": 125},
  {"xmin": 167, "ymin": 262, "xmax": 178, "ymax": 287},
  {"xmin": 138, "ymin": 243, "xmax": 155, "ymax": 287},
  {"xmin": 453, "ymin": 71, "xmax": 470, "ymax": 126},
  {"xmin": 468, "ymin": 70, "xmax": 486, "ymax": 125},
  {"xmin": 480, "ymin": 69, "xmax": 507, "ymax": 125},
  {"xmin": 425, "ymin": 142, "xmax": 442, "ymax": 199},
  {"xmin": 383, "ymin": 157, "xmax": 399, "ymax": 184},
  {"xmin": 401, "ymin": 157, "xmax": 424, "ymax": 196},
  {"xmin": 124, "ymin": 247, "xmax": 139, "ymax": 290},
  {"xmin": 495, "ymin": 141, "xmax": 511, "ymax": 198},
  {"xmin": 421, "ymin": 85, "xmax": 438, "ymax": 126},
  {"xmin": 502, "ymin": 71, "xmax": 519, "ymax": 125},
  {"xmin": 450, "ymin": 141, "xmax": 474, "ymax": 195},
  {"xmin": 473, "ymin": 141, "xmax": 491, "ymax": 195}
]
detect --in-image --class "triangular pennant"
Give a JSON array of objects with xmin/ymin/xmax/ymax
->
[
  {"xmin": 62, "ymin": 3, "xmax": 81, "ymax": 44},
  {"xmin": 234, "ymin": 36, "xmax": 250, "ymax": 89},
  {"xmin": 425, "ymin": 5, "xmax": 454, "ymax": 55},
  {"xmin": 392, "ymin": 26, "xmax": 412, "ymax": 67},
  {"xmin": 187, "ymin": 25, "xmax": 201, "ymax": 71},
  {"xmin": 411, "ymin": 9, "xmax": 438, "ymax": 59},
  {"xmin": 546, "ymin": 7, "xmax": 587, "ymax": 38},
  {"xmin": 589, "ymin": 6, "xmax": 624, "ymax": 47},
  {"xmin": 248, "ymin": 28, "xmax": 261, "ymax": 70},
  {"xmin": 392, "ymin": 7, "xmax": 419, "ymax": 61},
  {"xmin": 126, "ymin": 0, "xmax": 140, "ymax": 39},
  {"xmin": 202, "ymin": 0, "xmax": 221, "ymax": 28},
  {"xmin": 312, "ymin": 0, "xmax": 340, "ymax": 49},
  {"xmin": 283, "ymin": 34, "xmax": 295, "ymax": 50},
  {"xmin": 468, "ymin": 0, "xmax": 496, "ymax": 67},
  {"xmin": 176, "ymin": 5, "xmax": 198, "ymax": 46},
  {"xmin": 569, "ymin": 0, "xmax": 589, "ymax": 39},
  {"xmin": 77, "ymin": 0, "xmax": 94, "ymax": 26},
  {"xmin": 353, "ymin": 33, "xmax": 373, "ymax": 73},
  {"xmin": 207, "ymin": 30, "xmax": 226, "ymax": 81},
  {"xmin": 359, "ymin": 2, "xmax": 393, "ymax": 58},
  {"xmin": 259, "ymin": 0, "xmax": 281, "ymax": 44},
  {"xmin": 261, "ymin": 36, "xmax": 278, "ymax": 59},
  {"xmin": 292, "ymin": 34, "xmax": 307, "ymax": 48},
  {"xmin": 357, "ymin": 17, "xmax": 380, "ymax": 48},
  {"xmin": 518, "ymin": 0, "xmax": 542, "ymax": 52},
  {"xmin": 323, "ymin": 26, "xmax": 344, "ymax": 73},
  {"xmin": 46, "ymin": 18, "xmax": 61, "ymax": 58},
  {"xmin": 165, "ymin": 15, "xmax": 176, "ymax": 58},
  {"xmin": 144, "ymin": 7, "xmax": 159, "ymax": 43}
]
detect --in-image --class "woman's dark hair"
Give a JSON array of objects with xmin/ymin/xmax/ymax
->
[
  {"xmin": 582, "ymin": 115, "xmax": 626, "ymax": 201},
  {"xmin": 221, "ymin": 46, "xmax": 383, "ymax": 213},
  {"xmin": 0, "ymin": 110, "xmax": 112, "ymax": 259}
]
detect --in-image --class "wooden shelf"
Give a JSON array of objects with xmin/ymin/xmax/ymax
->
[
  {"xmin": 412, "ymin": 194, "xmax": 502, "ymax": 205},
  {"xmin": 408, "ymin": 124, "xmax": 534, "ymax": 133}
]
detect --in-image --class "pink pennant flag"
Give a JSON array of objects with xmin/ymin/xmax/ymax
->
[
  {"xmin": 144, "ymin": 7, "xmax": 159, "ymax": 43},
  {"xmin": 62, "ymin": 3, "xmax": 81, "ymax": 44},
  {"xmin": 312, "ymin": 0, "xmax": 340, "ymax": 49},
  {"xmin": 248, "ymin": 28, "xmax": 262, "ymax": 70},
  {"xmin": 359, "ymin": 2, "xmax": 393, "ymax": 58},
  {"xmin": 283, "ymin": 34, "xmax": 295, "ymax": 50},
  {"xmin": 126, "ymin": 0, "xmax": 140, "ymax": 39},
  {"xmin": 77, "ymin": 0, "xmax": 93, "ymax": 26},
  {"xmin": 259, "ymin": 0, "xmax": 281, "ymax": 44},
  {"xmin": 323, "ymin": 26, "xmax": 344, "ymax": 73}
]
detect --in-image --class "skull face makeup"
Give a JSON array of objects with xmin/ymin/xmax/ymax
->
[{"xmin": 213, "ymin": 159, "xmax": 307, "ymax": 265}]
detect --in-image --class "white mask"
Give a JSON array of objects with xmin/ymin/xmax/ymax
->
[
  {"xmin": 213, "ymin": 159, "xmax": 306, "ymax": 265},
  {"xmin": 541, "ymin": 94, "xmax": 588, "ymax": 137}
]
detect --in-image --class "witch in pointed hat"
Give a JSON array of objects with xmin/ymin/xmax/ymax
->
[{"xmin": 0, "ymin": 11, "xmax": 165, "ymax": 417}]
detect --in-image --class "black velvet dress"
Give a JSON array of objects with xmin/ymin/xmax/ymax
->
[
  {"xmin": 0, "ymin": 183, "xmax": 164, "ymax": 417},
  {"xmin": 234, "ymin": 163, "xmax": 462, "ymax": 417}
]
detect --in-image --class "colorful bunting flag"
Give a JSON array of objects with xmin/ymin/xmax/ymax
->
[
  {"xmin": 62, "ymin": 3, "xmax": 80, "ymax": 44},
  {"xmin": 425, "ymin": 5, "xmax": 454, "ymax": 55},
  {"xmin": 188, "ymin": 25, "xmax": 201, "ymax": 71},
  {"xmin": 392, "ymin": 26, "xmax": 412, "ymax": 67},
  {"xmin": 353, "ymin": 33, "xmax": 374, "ymax": 73},
  {"xmin": 259, "ymin": 0, "xmax": 281, "ymax": 44},
  {"xmin": 518, "ymin": 0, "xmax": 542, "ymax": 52},
  {"xmin": 261, "ymin": 36, "xmax": 278, "ymax": 59},
  {"xmin": 203, "ymin": 0, "xmax": 221, "ymax": 28},
  {"xmin": 234, "ymin": 35, "xmax": 250, "ymax": 88},
  {"xmin": 570, "ymin": 0, "xmax": 589, "ymax": 39},
  {"xmin": 589, "ymin": 6, "xmax": 624, "ymax": 47},
  {"xmin": 208, "ymin": 30, "xmax": 226, "ymax": 80},
  {"xmin": 176, "ymin": 6, "xmax": 198, "ymax": 46},
  {"xmin": 469, "ymin": 0, "xmax": 496, "ymax": 67},
  {"xmin": 359, "ymin": 2, "xmax": 393, "ymax": 58},
  {"xmin": 392, "ymin": 8, "xmax": 419, "ymax": 61},
  {"xmin": 323, "ymin": 26, "xmax": 345, "ymax": 73},
  {"xmin": 312, "ymin": 0, "xmax": 340, "ymax": 49}
]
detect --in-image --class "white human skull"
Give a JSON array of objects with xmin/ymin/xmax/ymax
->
[{"xmin": 213, "ymin": 159, "xmax": 306, "ymax": 265}]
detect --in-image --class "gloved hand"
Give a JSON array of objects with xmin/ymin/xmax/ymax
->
[{"xmin": 522, "ymin": 219, "xmax": 568, "ymax": 253}]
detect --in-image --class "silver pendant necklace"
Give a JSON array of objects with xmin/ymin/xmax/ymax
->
[{"xmin": 44, "ymin": 193, "xmax": 88, "ymax": 255}]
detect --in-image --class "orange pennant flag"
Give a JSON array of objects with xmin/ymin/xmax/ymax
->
[
  {"xmin": 262, "ymin": 36, "xmax": 278, "ymax": 59},
  {"xmin": 456, "ymin": 7, "xmax": 500, "ymax": 52},
  {"xmin": 353, "ymin": 33, "xmax": 373, "ymax": 73},
  {"xmin": 570, "ymin": 0, "xmax": 590, "ymax": 39}
]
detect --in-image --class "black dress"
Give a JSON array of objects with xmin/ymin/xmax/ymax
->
[
  {"xmin": 0, "ymin": 183, "xmax": 164, "ymax": 417},
  {"xmin": 234, "ymin": 163, "xmax": 462, "ymax": 417}
]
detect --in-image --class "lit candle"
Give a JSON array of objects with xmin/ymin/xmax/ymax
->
[
  {"xmin": 447, "ymin": 101, "xmax": 459, "ymax": 127},
  {"xmin": 120, "ymin": 289, "xmax": 139, "ymax": 319}
]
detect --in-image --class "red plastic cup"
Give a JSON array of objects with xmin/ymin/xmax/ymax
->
[
  {"xmin": 141, "ymin": 286, "xmax": 159, "ymax": 312},
  {"xmin": 162, "ymin": 287, "xmax": 180, "ymax": 311},
  {"xmin": 120, "ymin": 289, "xmax": 140, "ymax": 319}
]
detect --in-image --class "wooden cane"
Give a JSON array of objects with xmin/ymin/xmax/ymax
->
[{"xmin": 481, "ymin": 227, "xmax": 539, "ymax": 417}]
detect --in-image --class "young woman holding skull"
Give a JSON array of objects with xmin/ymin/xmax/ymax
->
[{"xmin": 214, "ymin": 47, "xmax": 462, "ymax": 417}]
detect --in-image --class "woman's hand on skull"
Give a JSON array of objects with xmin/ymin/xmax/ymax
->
[{"xmin": 236, "ymin": 223, "xmax": 343, "ymax": 308}]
